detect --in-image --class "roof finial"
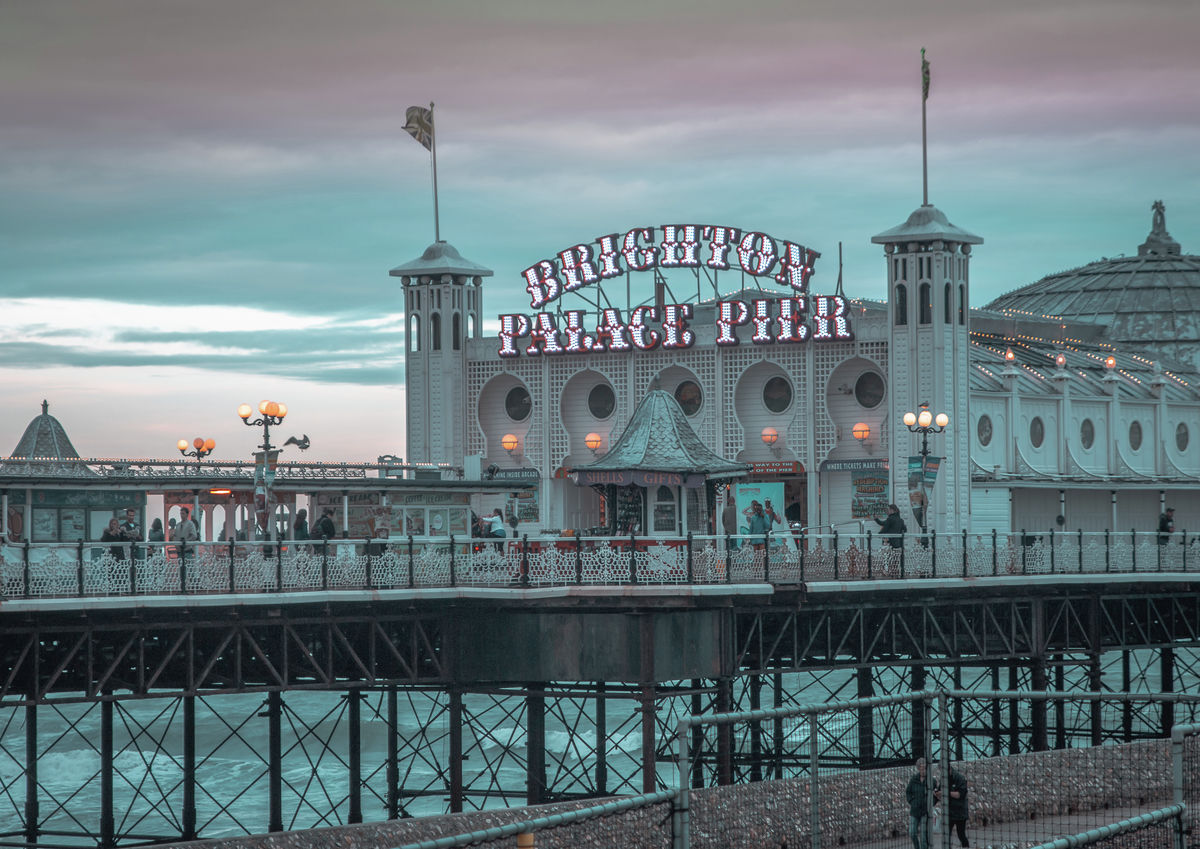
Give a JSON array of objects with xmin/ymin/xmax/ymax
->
[{"xmin": 41, "ymin": 399, "xmax": 48, "ymax": 415}]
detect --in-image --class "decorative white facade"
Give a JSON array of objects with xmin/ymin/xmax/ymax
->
[{"xmin": 396, "ymin": 203, "xmax": 1200, "ymax": 538}]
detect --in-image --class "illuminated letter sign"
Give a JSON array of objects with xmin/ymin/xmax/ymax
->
[
  {"xmin": 495, "ymin": 297, "xmax": 853, "ymax": 358},
  {"xmin": 520, "ymin": 224, "xmax": 820, "ymax": 309}
]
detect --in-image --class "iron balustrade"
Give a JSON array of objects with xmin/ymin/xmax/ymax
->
[{"xmin": 0, "ymin": 528, "xmax": 1195, "ymax": 600}]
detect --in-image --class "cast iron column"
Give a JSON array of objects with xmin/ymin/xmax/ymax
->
[
  {"xmin": 101, "ymin": 696, "xmax": 114, "ymax": 847},
  {"xmin": 268, "ymin": 691, "xmax": 282, "ymax": 832},
  {"xmin": 183, "ymin": 694, "xmax": 196, "ymax": 840},
  {"xmin": 526, "ymin": 683, "xmax": 546, "ymax": 804},
  {"xmin": 856, "ymin": 664, "xmax": 876, "ymax": 769},
  {"xmin": 24, "ymin": 696, "xmax": 37, "ymax": 846},
  {"xmin": 348, "ymin": 689, "xmax": 362, "ymax": 823},
  {"xmin": 595, "ymin": 682, "xmax": 608, "ymax": 795},
  {"xmin": 449, "ymin": 689, "xmax": 463, "ymax": 812},
  {"xmin": 387, "ymin": 686, "xmax": 399, "ymax": 819}
]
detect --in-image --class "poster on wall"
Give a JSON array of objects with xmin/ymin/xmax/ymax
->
[
  {"xmin": 732, "ymin": 481, "xmax": 788, "ymax": 539},
  {"xmin": 851, "ymin": 470, "xmax": 889, "ymax": 519}
]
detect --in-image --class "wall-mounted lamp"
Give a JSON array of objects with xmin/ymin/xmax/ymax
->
[
  {"xmin": 501, "ymin": 433, "xmax": 519, "ymax": 454},
  {"xmin": 852, "ymin": 422, "xmax": 870, "ymax": 443},
  {"xmin": 1104, "ymin": 355, "xmax": 1116, "ymax": 370},
  {"xmin": 584, "ymin": 432, "xmax": 603, "ymax": 454},
  {"xmin": 761, "ymin": 427, "xmax": 779, "ymax": 446},
  {"xmin": 1054, "ymin": 353, "xmax": 1067, "ymax": 369},
  {"xmin": 1004, "ymin": 347, "xmax": 1015, "ymax": 362}
]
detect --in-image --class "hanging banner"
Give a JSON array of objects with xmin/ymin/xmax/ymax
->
[
  {"xmin": 907, "ymin": 456, "xmax": 926, "ymax": 532},
  {"xmin": 851, "ymin": 470, "xmax": 889, "ymax": 519},
  {"xmin": 253, "ymin": 449, "xmax": 280, "ymax": 531}
]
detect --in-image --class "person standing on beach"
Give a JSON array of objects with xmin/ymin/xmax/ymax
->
[{"xmin": 947, "ymin": 766, "xmax": 969, "ymax": 847}]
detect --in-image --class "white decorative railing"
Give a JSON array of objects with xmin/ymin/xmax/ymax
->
[{"xmin": 0, "ymin": 530, "xmax": 1195, "ymax": 600}]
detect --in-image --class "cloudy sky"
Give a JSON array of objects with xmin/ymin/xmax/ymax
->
[{"xmin": 3, "ymin": 0, "xmax": 1198, "ymax": 462}]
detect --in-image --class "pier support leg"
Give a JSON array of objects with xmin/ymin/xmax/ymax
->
[
  {"xmin": 749, "ymin": 674, "xmax": 762, "ymax": 781},
  {"xmin": 594, "ymin": 682, "xmax": 607, "ymax": 795},
  {"xmin": 910, "ymin": 664, "xmax": 926, "ymax": 760},
  {"xmin": 348, "ymin": 688, "xmax": 362, "ymax": 824},
  {"xmin": 387, "ymin": 687, "xmax": 399, "ymax": 819},
  {"xmin": 526, "ymin": 683, "xmax": 545, "ymax": 804},
  {"xmin": 449, "ymin": 689, "xmax": 463, "ymax": 813},
  {"xmin": 24, "ymin": 698, "xmax": 38, "ymax": 847},
  {"xmin": 183, "ymin": 694, "xmax": 196, "ymax": 840},
  {"xmin": 856, "ymin": 665, "xmax": 876, "ymax": 769},
  {"xmin": 1161, "ymin": 647, "xmax": 1175, "ymax": 736},
  {"xmin": 101, "ymin": 697, "xmax": 114, "ymax": 847},
  {"xmin": 268, "ymin": 691, "xmax": 282, "ymax": 833}
]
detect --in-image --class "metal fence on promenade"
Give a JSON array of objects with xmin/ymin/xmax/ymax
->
[
  {"xmin": 1, "ymin": 529, "xmax": 1197, "ymax": 598},
  {"xmin": 395, "ymin": 692, "xmax": 1199, "ymax": 849}
]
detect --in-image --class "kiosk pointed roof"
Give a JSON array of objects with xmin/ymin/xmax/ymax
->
[
  {"xmin": 11, "ymin": 400, "xmax": 82, "ymax": 459},
  {"xmin": 576, "ymin": 389, "xmax": 748, "ymax": 478}
]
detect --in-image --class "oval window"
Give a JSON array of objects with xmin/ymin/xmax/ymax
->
[
  {"xmin": 588, "ymin": 384, "xmax": 616, "ymax": 419},
  {"xmin": 674, "ymin": 380, "xmax": 703, "ymax": 416},
  {"xmin": 1080, "ymin": 419, "xmax": 1095, "ymax": 449},
  {"xmin": 1177, "ymin": 422, "xmax": 1190, "ymax": 452},
  {"xmin": 854, "ymin": 372, "xmax": 885, "ymax": 409},
  {"xmin": 1129, "ymin": 421, "xmax": 1143, "ymax": 451},
  {"xmin": 763, "ymin": 376, "xmax": 793, "ymax": 414},
  {"xmin": 977, "ymin": 415, "xmax": 993, "ymax": 447},
  {"xmin": 1030, "ymin": 417, "xmax": 1045, "ymax": 449},
  {"xmin": 504, "ymin": 386, "xmax": 531, "ymax": 422}
]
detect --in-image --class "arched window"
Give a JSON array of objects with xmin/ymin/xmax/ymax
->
[
  {"xmin": 452, "ymin": 312, "xmax": 462, "ymax": 350},
  {"xmin": 958, "ymin": 284, "xmax": 966, "ymax": 324},
  {"xmin": 467, "ymin": 312, "xmax": 477, "ymax": 339},
  {"xmin": 894, "ymin": 284, "xmax": 908, "ymax": 326},
  {"xmin": 919, "ymin": 283, "xmax": 932, "ymax": 324},
  {"xmin": 943, "ymin": 282, "xmax": 952, "ymax": 324},
  {"xmin": 408, "ymin": 314, "xmax": 421, "ymax": 352},
  {"xmin": 431, "ymin": 312, "xmax": 441, "ymax": 351}
]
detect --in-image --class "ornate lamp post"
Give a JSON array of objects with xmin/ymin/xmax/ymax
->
[
  {"xmin": 238, "ymin": 401, "xmax": 287, "ymax": 451},
  {"xmin": 177, "ymin": 437, "xmax": 215, "ymax": 467},
  {"xmin": 238, "ymin": 401, "xmax": 288, "ymax": 545},
  {"xmin": 902, "ymin": 402, "xmax": 949, "ymax": 533}
]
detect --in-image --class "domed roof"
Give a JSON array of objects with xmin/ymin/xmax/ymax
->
[
  {"xmin": 10, "ymin": 400, "xmax": 82, "ymax": 459},
  {"xmin": 984, "ymin": 202, "xmax": 1200, "ymax": 371},
  {"xmin": 389, "ymin": 240, "xmax": 494, "ymax": 279}
]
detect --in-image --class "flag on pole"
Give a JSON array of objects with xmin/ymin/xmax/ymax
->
[
  {"xmin": 403, "ymin": 106, "xmax": 434, "ymax": 150},
  {"xmin": 921, "ymin": 48, "xmax": 930, "ymax": 102}
]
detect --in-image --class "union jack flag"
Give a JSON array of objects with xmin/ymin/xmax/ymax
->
[
  {"xmin": 921, "ymin": 48, "xmax": 930, "ymax": 101},
  {"xmin": 403, "ymin": 106, "xmax": 433, "ymax": 151}
]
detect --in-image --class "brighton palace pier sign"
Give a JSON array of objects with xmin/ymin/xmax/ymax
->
[{"xmin": 498, "ymin": 224, "xmax": 853, "ymax": 358}]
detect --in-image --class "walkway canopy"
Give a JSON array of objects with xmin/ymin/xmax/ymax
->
[{"xmin": 573, "ymin": 390, "xmax": 749, "ymax": 488}]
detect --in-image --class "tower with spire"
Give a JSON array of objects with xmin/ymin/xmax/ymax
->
[
  {"xmin": 870, "ymin": 52, "xmax": 982, "ymax": 535},
  {"xmin": 390, "ymin": 241, "xmax": 493, "ymax": 468}
]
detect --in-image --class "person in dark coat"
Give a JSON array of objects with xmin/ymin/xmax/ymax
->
[
  {"xmin": 905, "ymin": 757, "xmax": 937, "ymax": 849},
  {"xmin": 101, "ymin": 518, "xmax": 126, "ymax": 560},
  {"xmin": 314, "ymin": 508, "xmax": 337, "ymax": 541},
  {"xmin": 947, "ymin": 767, "xmax": 969, "ymax": 847},
  {"xmin": 874, "ymin": 504, "xmax": 907, "ymax": 549},
  {"xmin": 1159, "ymin": 507, "xmax": 1175, "ymax": 545}
]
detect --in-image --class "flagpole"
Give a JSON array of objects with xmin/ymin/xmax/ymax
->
[
  {"xmin": 430, "ymin": 101, "xmax": 441, "ymax": 242},
  {"xmin": 921, "ymin": 49, "xmax": 929, "ymax": 207}
]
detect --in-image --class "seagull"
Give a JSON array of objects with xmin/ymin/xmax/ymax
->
[{"xmin": 284, "ymin": 434, "xmax": 311, "ymax": 451}]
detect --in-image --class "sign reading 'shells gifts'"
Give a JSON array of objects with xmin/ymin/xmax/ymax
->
[{"xmin": 501, "ymin": 224, "xmax": 852, "ymax": 359}]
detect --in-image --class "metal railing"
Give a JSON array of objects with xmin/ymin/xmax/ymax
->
[{"xmin": 1, "ymin": 528, "xmax": 1195, "ymax": 600}]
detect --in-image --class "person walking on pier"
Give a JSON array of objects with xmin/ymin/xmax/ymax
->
[
  {"xmin": 315, "ymin": 508, "xmax": 337, "ymax": 541},
  {"xmin": 906, "ymin": 756, "xmax": 936, "ymax": 849},
  {"xmin": 1158, "ymin": 507, "xmax": 1175, "ymax": 545},
  {"xmin": 947, "ymin": 766, "xmax": 969, "ymax": 847}
]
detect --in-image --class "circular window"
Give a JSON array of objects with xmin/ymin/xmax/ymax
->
[
  {"xmin": 763, "ymin": 376, "xmax": 793, "ymax": 414},
  {"xmin": 1129, "ymin": 421, "xmax": 1143, "ymax": 451},
  {"xmin": 504, "ymin": 386, "xmax": 531, "ymax": 422},
  {"xmin": 588, "ymin": 384, "xmax": 616, "ymax": 419},
  {"xmin": 1030, "ymin": 417, "xmax": 1045, "ymax": 448},
  {"xmin": 977, "ymin": 415, "xmax": 993, "ymax": 447},
  {"xmin": 854, "ymin": 372, "xmax": 885, "ymax": 409},
  {"xmin": 1177, "ymin": 422, "xmax": 1190, "ymax": 452},
  {"xmin": 674, "ymin": 380, "xmax": 703, "ymax": 416},
  {"xmin": 1080, "ymin": 419, "xmax": 1095, "ymax": 449}
]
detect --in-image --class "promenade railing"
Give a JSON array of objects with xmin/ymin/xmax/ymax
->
[{"xmin": 0, "ymin": 528, "xmax": 1195, "ymax": 599}]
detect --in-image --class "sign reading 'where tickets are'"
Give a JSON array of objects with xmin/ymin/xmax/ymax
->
[{"xmin": 499, "ymin": 224, "xmax": 852, "ymax": 359}]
